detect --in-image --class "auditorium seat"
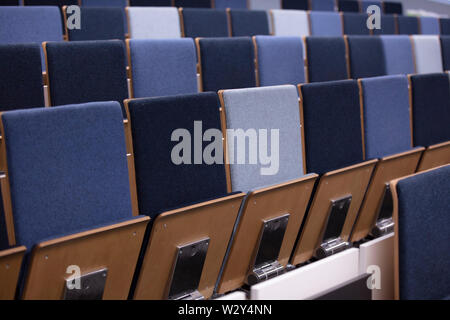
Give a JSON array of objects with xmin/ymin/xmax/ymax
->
[
  {"xmin": 305, "ymin": 36, "xmax": 349, "ymax": 82},
  {"xmin": 311, "ymin": 0, "xmax": 335, "ymax": 11},
  {"xmin": 397, "ymin": 16, "xmax": 419, "ymax": 35},
  {"xmin": 271, "ymin": 9, "xmax": 310, "ymax": 36},
  {"xmin": 253, "ymin": 36, "xmax": 305, "ymax": 86},
  {"xmin": 65, "ymin": 7, "xmax": 125, "ymax": 41},
  {"xmin": 196, "ymin": 37, "xmax": 256, "ymax": 92},
  {"xmin": 440, "ymin": 18, "xmax": 450, "ymax": 35},
  {"xmin": 342, "ymin": 13, "xmax": 370, "ymax": 35},
  {"xmin": 0, "ymin": 102, "xmax": 149, "ymax": 299},
  {"xmin": 410, "ymin": 73, "xmax": 450, "ymax": 171},
  {"xmin": 174, "ymin": 0, "xmax": 212, "ymax": 7},
  {"xmin": 126, "ymin": 7, "xmax": 182, "ymax": 39},
  {"xmin": 309, "ymin": 12, "xmax": 343, "ymax": 36},
  {"xmin": 0, "ymin": 246, "xmax": 26, "ymax": 300},
  {"xmin": 44, "ymin": 40, "xmax": 128, "ymax": 114},
  {"xmin": 127, "ymin": 39, "xmax": 197, "ymax": 98},
  {"xmin": 346, "ymin": 36, "xmax": 386, "ymax": 78},
  {"xmin": 351, "ymin": 75, "xmax": 424, "ymax": 242},
  {"xmin": 411, "ymin": 35, "xmax": 443, "ymax": 74},
  {"xmin": 82, "ymin": 0, "xmax": 127, "ymax": 6},
  {"xmin": 419, "ymin": 17, "xmax": 440, "ymax": 35},
  {"xmin": 23, "ymin": 0, "xmax": 77, "ymax": 5},
  {"xmin": 0, "ymin": 44, "xmax": 45, "ymax": 111},
  {"xmin": 248, "ymin": 0, "xmax": 280, "ymax": 10},
  {"xmin": 229, "ymin": 9, "xmax": 270, "ymax": 37},
  {"xmin": 215, "ymin": 0, "xmax": 247, "ymax": 9},
  {"xmin": 0, "ymin": 0, "xmax": 19, "ymax": 5},
  {"xmin": 441, "ymin": 36, "xmax": 450, "ymax": 71},
  {"xmin": 216, "ymin": 85, "xmax": 317, "ymax": 294},
  {"xmin": 125, "ymin": 93, "xmax": 245, "ymax": 299},
  {"xmin": 129, "ymin": 0, "xmax": 172, "ymax": 5},
  {"xmin": 180, "ymin": 8, "xmax": 229, "ymax": 38},
  {"xmin": 373, "ymin": 14, "xmax": 397, "ymax": 35},
  {"xmin": 360, "ymin": 0, "xmax": 382, "ymax": 12},
  {"xmin": 291, "ymin": 79, "xmax": 377, "ymax": 265},
  {"xmin": 392, "ymin": 165, "xmax": 450, "ymax": 300},
  {"xmin": 380, "ymin": 35, "xmax": 415, "ymax": 75},
  {"xmin": 282, "ymin": 0, "xmax": 309, "ymax": 10},
  {"xmin": 383, "ymin": 1, "xmax": 402, "ymax": 14},
  {"xmin": 337, "ymin": 0, "xmax": 359, "ymax": 12}
]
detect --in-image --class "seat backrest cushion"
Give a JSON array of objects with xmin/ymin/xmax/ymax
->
[
  {"xmin": 198, "ymin": 37, "xmax": 256, "ymax": 92},
  {"xmin": 230, "ymin": 10, "xmax": 269, "ymax": 37},
  {"xmin": 214, "ymin": 0, "xmax": 247, "ymax": 9},
  {"xmin": 412, "ymin": 35, "xmax": 443, "ymax": 74},
  {"xmin": 343, "ymin": 13, "xmax": 370, "ymax": 35},
  {"xmin": 380, "ymin": 35, "xmax": 415, "ymax": 75},
  {"xmin": 300, "ymin": 79, "xmax": 363, "ymax": 174},
  {"xmin": 127, "ymin": 7, "xmax": 181, "ymax": 39},
  {"xmin": 0, "ymin": 44, "xmax": 44, "ymax": 111},
  {"xmin": 271, "ymin": 9, "xmax": 310, "ymax": 36},
  {"xmin": 309, "ymin": 12, "xmax": 343, "ymax": 36},
  {"xmin": 338, "ymin": 0, "xmax": 360, "ymax": 12},
  {"xmin": 410, "ymin": 73, "xmax": 450, "ymax": 147},
  {"xmin": 360, "ymin": 0, "xmax": 382, "ymax": 12},
  {"xmin": 255, "ymin": 36, "xmax": 305, "ymax": 86},
  {"xmin": 397, "ymin": 16, "xmax": 419, "ymax": 35},
  {"xmin": 83, "ymin": 0, "xmax": 127, "ymax": 7},
  {"xmin": 361, "ymin": 75, "xmax": 412, "ymax": 159},
  {"xmin": 383, "ymin": 1, "xmax": 402, "ymax": 14},
  {"xmin": 396, "ymin": 165, "xmax": 450, "ymax": 300},
  {"xmin": 127, "ymin": 93, "xmax": 228, "ymax": 218},
  {"xmin": 249, "ymin": 0, "xmax": 280, "ymax": 10},
  {"xmin": 347, "ymin": 36, "xmax": 386, "ymax": 78},
  {"xmin": 306, "ymin": 36, "xmax": 348, "ymax": 82},
  {"xmin": 181, "ymin": 8, "xmax": 229, "ymax": 38},
  {"xmin": 2, "ymin": 101, "xmax": 132, "ymax": 249},
  {"xmin": 441, "ymin": 36, "xmax": 450, "ymax": 71},
  {"xmin": 282, "ymin": 0, "xmax": 309, "ymax": 10},
  {"xmin": 174, "ymin": 0, "xmax": 212, "ymax": 7},
  {"xmin": 129, "ymin": 0, "xmax": 172, "ymax": 5},
  {"xmin": 23, "ymin": 0, "xmax": 78, "ymax": 6},
  {"xmin": 129, "ymin": 39, "xmax": 198, "ymax": 98},
  {"xmin": 440, "ymin": 18, "xmax": 450, "ymax": 35},
  {"xmin": 311, "ymin": 0, "xmax": 335, "ymax": 11},
  {"xmin": 420, "ymin": 17, "xmax": 440, "ymax": 35},
  {"xmin": 222, "ymin": 85, "xmax": 304, "ymax": 192},
  {"xmin": 372, "ymin": 14, "xmax": 396, "ymax": 35}
]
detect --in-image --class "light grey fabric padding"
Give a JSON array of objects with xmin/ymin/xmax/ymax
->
[
  {"xmin": 271, "ymin": 9, "xmax": 310, "ymax": 36},
  {"xmin": 411, "ymin": 35, "xmax": 443, "ymax": 74},
  {"xmin": 249, "ymin": 0, "xmax": 281, "ymax": 10},
  {"xmin": 127, "ymin": 7, "xmax": 181, "ymax": 39},
  {"xmin": 222, "ymin": 85, "xmax": 305, "ymax": 193}
]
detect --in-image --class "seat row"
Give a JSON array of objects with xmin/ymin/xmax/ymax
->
[{"xmin": 0, "ymin": 69, "xmax": 449, "ymax": 299}]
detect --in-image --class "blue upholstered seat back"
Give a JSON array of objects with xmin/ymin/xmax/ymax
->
[
  {"xmin": 24, "ymin": 0, "xmax": 77, "ymax": 5},
  {"xmin": 441, "ymin": 36, "xmax": 450, "ymax": 71},
  {"xmin": 420, "ymin": 17, "xmax": 440, "ymax": 35},
  {"xmin": 300, "ymin": 79, "xmax": 363, "ymax": 174},
  {"xmin": 440, "ymin": 18, "xmax": 450, "ymax": 35},
  {"xmin": 0, "ymin": 44, "xmax": 44, "ymax": 111},
  {"xmin": 45, "ymin": 40, "xmax": 128, "ymax": 114},
  {"xmin": 306, "ymin": 37, "xmax": 348, "ymax": 82},
  {"xmin": 249, "ymin": 0, "xmax": 280, "ymax": 10},
  {"xmin": 360, "ymin": 0, "xmax": 381, "ymax": 12},
  {"xmin": 83, "ymin": 0, "xmax": 127, "ymax": 6},
  {"xmin": 397, "ymin": 16, "xmax": 419, "ymax": 35},
  {"xmin": 347, "ymin": 36, "xmax": 386, "ymax": 78},
  {"xmin": 396, "ymin": 165, "xmax": 450, "ymax": 300},
  {"xmin": 380, "ymin": 35, "xmax": 415, "ymax": 75},
  {"xmin": 372, "ymin": 14, "xmax": 396, "ymax": 35},
  {"xmin": 343, "ymin": 13, "xmax": 370, "ymax": 35},
  {"xmin": 282, "ymin": 0, "xmax": 309, "ymax": 10},
  {"xmin": 129, "ymin": 0, "xmax": 172, "ymax": 5},
  {"xmin": 129, "ymin": 39, "xmax": 198, "ymax": 98},
  {"xmin": 383, "ymin": 1, "xmax": 402, "ymax": 14},
  {"xmin": 174, "ymin": 0, "xmax": 212, "ymax": 7},
  {"xmin": 338, "ymin": 0, "xmax": 359, "ymax": 12},
  {"xmin": 255, "ymin": 36, "xmax": 305, "ymax": 87},
  {"xmin": 215, "ymin": 0, "xmax": 247, "ymax": 9},
  {"xmin": 309, "ymin": 12, "xmax": 343, "ymax": 36},
  {"xmin": 222, "ymin": 85, "xmax": 305, "ymax": 192},
  {"xmin": 181, "ymin": 8, "xmax": 229, "ymax": 38},
  {"xmin": 311, "ymin": 0, "xmax": 335, "ymax": 11},
  {"xmin": 1, "ymin": 102, "xmax": 132, "ymax": 250},
  {"xmin": 198, "ymin": 37, "xmax": 256, "ymax": 92},
  {"xmin": 410, "ymin": 73, "xmax": 450, "ymax": 147},
  {"xmin": 67, "ymin": 8, "xmax": 125, "ymax": 41},
  {"xmin": 0, "ymin": 0, "xmax": 19, "ymax": 5},
  {"xmin": 127, "ymin": 93, "xmax": 228, "ymax": 219},
  {"xmin": 361, "ymin": 75, "xmax": 412, "ymax": 159},
  {"xmin": 229, "ymin": 10, "xmax": 269, "ymax": 37}
]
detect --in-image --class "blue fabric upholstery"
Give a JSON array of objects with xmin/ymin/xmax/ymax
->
[
  {"xmin": 255, "ymin": 36, "xmax": 305, "ymax": 86},
  {"xmin": 361, "ymin": 75, "xmax": 412, "ymax": 159},
  {"xmin": 0, "ymin": 44, "xmax": 44, "ymax": 111},
  {"xmin": 45, "ymin": 40, "xmax": 128, "ymax": 115},
  {"xmin": 229, "ymin": 10, "xmax": 269, "ymax": 37},
  {"xmin": 383, "ymin": 1, "xmax": 402, "ymax": 14},
  {"xmin": 128, "ymin": 39, "xmax": 197, "ymax": 98},
  {"xmin": 198, "ymin": 37, "xmax": 256, "ymax": 92},
  {"xmin": 343, "ymin": 13, "xmax": 370, "ymax": 35},
  {"xmin": 1, "ymin": 101, "xmax": 133, "ymax": 251},
  {"xmin": 360, "ymin": 0, "xmax": 381, "ymax": 12},
  {"xmin": 441, "ymin": 18, "xmax": 450, "ymax": 35},
  {"xmin": 347, "ymin": 36, "xmax": 386, "ymax": 78},
  {"xmin": 83, "ymin": 0, "xmax": 127, "ymax": 7},
  {"xmin": 410, "ymin": 73, "xmax": 450, "ymax": 147},
  {"xmin": 338, "ymin": 0, "xmax": 359, "ymax": 12},
  {"xmin": 24, "ymin": 0, "xmax": 77, "ymax": 5},
  {"xmin": 306, "ymin": 36, "xmax": 348, "ymax": 82},
  {"xmin": 129, "ymin": 0, "xmax": 172, "ymax": 5},
  {"xmin": 181, "ymin": 8, "xmax": 229, "ymax": 38},
  {"xmin": 380, "ymin": 35, "xmax": 415, "ymax": 75},
  {"xmin": 300, "ymin": 79, "xmax": 363, "ymax": 174},
  {"xmin": 397, "ymin": 16, "xmax": 419, "ymax": 35},
  {"xmin": 215, "ymin": 0, "xmax": 247, "ymax": 9},
  {"xmin": 420, "ymin": 17, "xmax": 440, "ymax": 35},
  {"xmin": 441, "ymin": 36, "xmax": 450, "ymax": 71},
  {"xmin": 372, "ymin": 14, "xmax": 396, "ymax": 35},
  {"xmin": 127, "ymin": 7, "xmax": 182, "ymax": 39},
  {"xmin": 282, "ymin": 0, "xmax": 309, "ymax": 10},
  {"xmin": 174, "ymin": 0, "xmax": 212, "ymax": 7},
  {"xmin": 311, "ymin": 0, "xmax": 335, "ymax": 11},
  {"xmin": 0, "ymin": 0, "xmax": 19, "ymax": 5},
  {"xmin": 127, "ymin": 93, "xmax": 228, "ymax": 219},
  {"xmin": 221, "ymin": 85, "xmax": 305, "ymax": 192},
  {"xmin": 396, "ymin": 165, "xmax": 450, "ymax": 300},
  {"xmin": 309, "ymin": 12, "xmax": 343, "ymax": 36},
  {"xmin": 248, "ymin": 0, "xmax": 280, "ymax": 10},
  {"xmin": 67, "ymin": 8, "xmax": 125, "ymax": 41}
]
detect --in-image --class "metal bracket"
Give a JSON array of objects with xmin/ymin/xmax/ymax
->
[
  {"xmin": 63, "ymin": 268, "xmax": 108, "ymax": 300},
  {"xmin": 247, "ymin": 214, "xmax": 290, "ymax": 285},
  {"xmin": 371, "ymin": 183, "xmax": 395, "ymax": 237},
  {"xmin": 167, "ymin": 238, "xmax": 209, "ymax": 300},
  {"xmin": 315, "ymin": 195, "xmax": 352, "ymax": 259}
]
